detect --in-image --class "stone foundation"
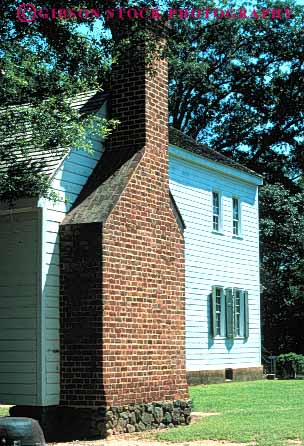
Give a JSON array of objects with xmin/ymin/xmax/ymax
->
[
  {"xmin": 10, "ymin": 400, "xmax": 192, "ymax": 442},
  {"xmin": 106, "ymin": 400, "xmax": 192, "ymax": 435},
  {"xmin": 187, "ymin": 369, "xmax": 225, "ymax": 385},
  {"xmin": 233, "ymin": 366, "xmax": 264, "ymax": 382},
  {"xmin": 187, "ymin": 366, "xmax": 264, "ymax": 385}
]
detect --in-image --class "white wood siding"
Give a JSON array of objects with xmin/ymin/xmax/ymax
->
[
  {"xmin": 169, "ymin": 146, "xmax": 262, "ymax": 371},
  {"xmin": 0, "ymin": 210, "xmax": 40, "ymax": 405},
  {"xmin": 41, "ymin": 135, "xmax": 104, "ymax": 405}
]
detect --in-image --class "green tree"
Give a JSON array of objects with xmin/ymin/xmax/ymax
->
[
  {"xmin": 260, "ymin": 184, "xmax": 304, "ymax": 353},
  {"xmin": 168, "ymin": 0, "xmax": 304, "ymax": 186},
  {"xmin": 167, "ymin": 0, "xmax": 304, "ymax": 354},
  {"xmin": 0, "ymin": 0, "xmax": 119, "ymax": 202}
]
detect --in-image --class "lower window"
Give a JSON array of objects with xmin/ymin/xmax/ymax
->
[{"xmin": 211, "ymin": 286, "xmax": 249, "ymax": 338}]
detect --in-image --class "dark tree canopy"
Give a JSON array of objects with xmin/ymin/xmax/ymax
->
[
  {"xmin": 167, "ymin": 0, "xmax": 304, "ymax": 186},
  {"xmin": 1, "ymin": 0, "xmax": 304, "ymax": 354}
]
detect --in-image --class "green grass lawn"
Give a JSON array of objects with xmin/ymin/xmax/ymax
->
[{"xmin": 157, "ymin": 380, "xmax": 304, "ymax": 446}]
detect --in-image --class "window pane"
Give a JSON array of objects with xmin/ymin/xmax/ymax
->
[
  {"xmin": 233, "ymin": 198, "xmax": 239, "ymax": 235},
  {"xmin": 233, "ymin": 220, "xmax": 238, "ymax": 235},
  {"xmin": 235, "ymin": 290, "xmax": 241, "ymax": 336},
  {"xmin": 233, "ymin": 198, "xmax": 239, "ymax": 219},
  {"xmin": 213, "ymin": 192, "xmax": 220, "ymax": 231},
  {"xmin": 213, "ymin": 216, "xmax": 219, "ymax": 231},
  {"xmin": 215, "ymin": 288, "xmax": 222, "ymax": 335},
  {"xmin": 213, "ymin": 192, "xmax": 219, "ymax": 210}
]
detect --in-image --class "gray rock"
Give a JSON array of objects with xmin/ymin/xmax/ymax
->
[
  {"xmin": 138, "ymin": 421, "xmax": 146, "ymax": 431},
  {"xmin": 153, "ymin": 406, "xmax": 163, "ymax": 423},
  {"xmin": 135, "ymin": 408, "xmax": 142, "ymax": 423},
  {"xmin": 145, "ymin": 404, "xmax": 153, "ymax": 413},
  {"xmin": 117, "ymin": 418, "xmax": 127, "ymax": 431},
  {"xmin": 106, "ymin": 420, "xmax": 113, "ymax": 429},
  {"xmin": 120, "ymin": 411, "xmax": 129, "ymax": 420},
  {"xmin": 164, "ymin": 402, "xmax": 174, "ymax": 412},
  {"xmin": 184, "ymin": 407, "xmax": 191, "ymax": 416},
  {"xmin": 179, "ymin": 414, "xmax": 186, "ymax": 425},
  {"xmin": 106, "ymin": 410, "xmax": 114, "ymax": 421},
  {"xmin": 163, "ymin": 412, "xmax": 172, "ymax": 425},
  {"xmin": 129, "ymin": 411, "xmax": 136, "ymax": 425},
  {"xmin": 172, "ymin": 408, "xmax": 180, "ymax": 425},
  {"xmin": 141, "ymin": 412, "xmax": 153, "ymax": 425},
  {"xmin": 126, "ymin": 424, "xmax": 136, "ymax": 433}
]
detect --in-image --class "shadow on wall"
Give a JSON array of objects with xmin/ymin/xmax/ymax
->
[{"xmin": 58, "ymin": 222, "xmax": 106, "ymax": 441}]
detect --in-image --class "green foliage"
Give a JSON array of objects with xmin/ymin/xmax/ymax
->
[
  {"xmin": 158, "ymin": 381, "xmax": 304, "ymax": 446},
  {"xmin": 168, "ymin": 0, "xmax": 304, "ymax": 185},
  {"xmin": 0, "ymin": 406, "xmax": 9, "ymax": 417},
  {"xmin": 0, "ymin": 0, "xmax": 167, "ymax": 203},
  {"xmin": 167, "ymin": 0, "xmax": 304, "ymax": 354},
  {"xmin": 260, "ymin": 185, "xmax": 304, "ymax": 353},
  {"xmin": 276, "ymin": 353, "xmax": 304, "ymax": 378},
  {"xmin": 0, "ymin": 0, "xmax": 116, "ymax": 203}
]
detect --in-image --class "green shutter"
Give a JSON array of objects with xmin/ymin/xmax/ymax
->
[
  {"xmin": 225, "ymin": 288, "xmax": 234, "ymax": 338},
  {"xmin": 233, "ymin": 288, "xmax": 238, "ymax": 337},
  {"xmin": 211, "ymin": 286, "xmax": 217, "ymax": 338},
  {"xmin": 244, "ymin": 290, "xmax": 249, "ymax": 338}
]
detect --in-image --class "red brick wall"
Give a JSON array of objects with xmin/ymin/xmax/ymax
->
[
  {"xmin": 60, "ymin": 31, "xmax": 188, "ymax": 407},
  {"xmin": 102, "ymin": 36, "xmax": 188, "ymax": 406}
]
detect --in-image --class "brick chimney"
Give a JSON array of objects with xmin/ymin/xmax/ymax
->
[{"xmin": 58, "ymin": 23, "xmax": 190, "ymax": 439}]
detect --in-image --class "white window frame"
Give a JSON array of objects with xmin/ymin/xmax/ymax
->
[
  {"xmin": 212, "ymin": 191, "xmax": 222, "ymax": 233},
  {"xmin": 234, "ymin": 288, "xmax": 243, "ymax": 337},
  {"xmin": 232, "ymin": 196, "xmax": 242, "ymax": 237},
  {"xmin": 213, "ymin": 286, "xmax": 226, "ymax": 337}
]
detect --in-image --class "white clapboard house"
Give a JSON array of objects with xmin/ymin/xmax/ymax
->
[{"xmin": 0, "ymin": 90, "xmax": 263, "ymax": 411}]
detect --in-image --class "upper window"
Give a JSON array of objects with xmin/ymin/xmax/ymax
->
[
  {"xmin": 212, "ymin": 192, "xmax": 221, "ymax": 232},
  {"xmin": 232, "ymin": 197, "xmax": 240, "ymax": 236}
]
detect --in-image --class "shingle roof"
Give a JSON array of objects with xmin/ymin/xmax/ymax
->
[
  {"xmin": 63, "ymin": 151, "xmax": 141, "ymax": 225},
  {"xmin": 0, "ymin": 90, "xmax": 107, "ymax": 178}
]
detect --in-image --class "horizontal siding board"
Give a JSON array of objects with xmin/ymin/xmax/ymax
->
[
  {"xmin": 41, "ymin": 136, "xmax": 104, "ymax": 405},
  {"xmin": 0, "ymin": 363, "xmax": 36, "ymax": 373},
  {"xmin": 0, "ymin": 329, "xmax": 36, "ymax": 340},
  {"xmin": 46, "ymin": 373, "xmax": 60, "ymax": 384},
  {"xmin": 0, "ymin": 319, "xmax": 37, "ymax": 329},
  {"xmin": 0, "ymin": 210, "xmax": 39, "ymax": 405},
  {"xmin": 0, "ymin": 307, "xmax": 36, "ymax": 319},
  {"xmin": 0, "ymin": 340, "xmax": 36, "ymax": 351},
  {"xmin": 0, "ymin": 383, "xmax": 37, "ymax": 395},
  {"xmin": 46, "ymin": 383, "xmax": 60, "ymax": 396},
  {"xmin": 46, "ymin": 362, "xmax": 59, "ymax": 373},
  {"xmin": 0, "ymin": 351, "xmax": 36, "ymax": 362},
  {"xmin": 0, "ymin": 373, "xmax": 36, "ymax": 384},
  {"xmin": 169, "ymin": 149, "xmax": 261, "ymax": 371}
]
